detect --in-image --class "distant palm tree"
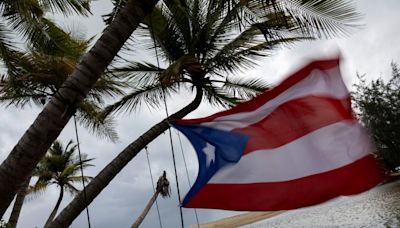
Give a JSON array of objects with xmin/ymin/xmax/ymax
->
[
  {"xmin": 131, "ymin": 171, "xmax": 170, "ymax": 228},
  {"xmin": 50, "ymin": 1, "xmax": 361, "ymax": 227},
  {"xmin": 30, "ymin": 140, "xmax": 93, "ymax": 227}
]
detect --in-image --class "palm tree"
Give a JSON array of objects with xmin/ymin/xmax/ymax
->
[
  {"xmin": 1, "ymin": 30, "xmax": 125, "ymax": 227},
  {"xmin": 131, "ymin": 171, "xmax": 170, "ymax": 228},
  {"xmin": 0, "ymin": 0, "xmax": 359, "ymax": 220},
  {"xmin": 0, "ymin": 0, "xmax": 95, "ymax": 222},
  {"xmin": 48, "ymin": 0, "xmax": 361, "ymax": 227},
  {"xmin": 30, "ymin": 140, "xmax": 93, "ymax": 227},
  {"xmin": 0, "ymin": 0, "xmax": 158, "ymax": 215}
]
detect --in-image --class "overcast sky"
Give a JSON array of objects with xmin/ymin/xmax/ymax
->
[{"xmin": 1, "ymin": 1, "xmax": 400, "ymax": 227}]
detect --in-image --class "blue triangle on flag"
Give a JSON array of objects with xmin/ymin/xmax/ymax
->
[{"xmin": 172, "ymin": 122, "xmax": 250, "ymax": 206}]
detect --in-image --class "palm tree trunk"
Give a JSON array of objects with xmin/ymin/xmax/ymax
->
[
  {"xmin": 47, "ymin": 87, "xmax": 203, "ymax": 228},
  {"xmin": 131, "ymin": 189, "xmax": 161, "ymax": 228},
  {"xmin": 44, "ymin": 187, "xmax": 64, "ymax": 227},
  {"xmin": 7, "ymin": 177, "xmax": 30, "ymax": 228},
  {"xmin": 0, "ymin": 0, "xmax": 159, "ymax": 216}
]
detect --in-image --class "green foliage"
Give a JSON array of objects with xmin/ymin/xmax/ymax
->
[
  {"xmin": 105, "ymin": 0, "xmax": 360, "ymax": 38},
  {"xmin": 0, "ymin": 0, "xmax": 91, "ymax": 69},
  {"xmin": 0, "ymin": 32, "xmax": 125, "ymax": 142},
  {"xmin": 103, "ymin": 0, "xmax": 360, "ymax": 118},
  {"xmin": 353, "ymin": 63, "xmax": 400, "ymax": 172},
  {"xmin": 0, "ymin": 0, "xmax": 122, "ymax": 141},
  {"xmin": 30, "ymin": 140, "xmax": 94, "ymax": 196}
]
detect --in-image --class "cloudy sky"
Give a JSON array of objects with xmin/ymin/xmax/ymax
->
[{"xmin": 1, "ymin": 0, "xmax": 400, "ymax": 227}]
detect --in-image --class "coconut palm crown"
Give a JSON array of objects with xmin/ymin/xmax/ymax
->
[
  {"xmin": 0, "ymin": 31, "xmax": 127, "ymax": 141},
  {"xmin": 30, "ymin": 140, "xmax": 93, "ymax": 226},
  {"xmin": 102, "ymin": 0, "xmax": 291, "ymax": 116},
  {"xmin": 102, "ymin": 0, "xmax": 359, "ymax": 116},
  {"xmin": 0, "ymin": 0, "xmax": 91, "ymax": 70}
]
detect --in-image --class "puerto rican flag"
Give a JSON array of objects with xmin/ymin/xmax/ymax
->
[{"xmin": 172, "ymin": 59, "xmax": 384, "ymax": 211}]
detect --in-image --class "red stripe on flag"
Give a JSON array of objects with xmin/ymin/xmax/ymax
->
[
  {"xmin": 184, "ymin": 155, "xmax": 384, "ymax": 211},
  {"xmin": 234, "ymin": 96, "xmax": 353, "ymax": 154},
  {"xmin": 176, "ymin": 59, "xmax": 340, "ymax": 125}
]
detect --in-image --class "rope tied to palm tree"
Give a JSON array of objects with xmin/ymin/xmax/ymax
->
[
  {"xmin": 148, "ymin": 13, "xmax": 186, "ymax": 228},
  {"xmin": 73, "ymin": 115, "xmax": 92, "ymax": 228}
]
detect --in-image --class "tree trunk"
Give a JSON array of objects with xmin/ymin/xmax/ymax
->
[
  {"xmin": 47, "ymin": 87, "xmax": 203, "ymax": 228},
  {"xmin": 131, "ymin": 189, "xmax": 160, "ymax": 228},
  {"xmin": 44, "ymin": 187, "xmax": 64, "ymax": 227},
  {"xmin": 0, "ymin": 0, "xmax": 159, "ymax": 216},
  {"xmin": 7, "ymin": 177, "xmax": 30, "ymax": 228}
]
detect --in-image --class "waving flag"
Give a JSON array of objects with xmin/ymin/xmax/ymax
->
[{"xmin": 172, "ymin": 59, "xmax": 384, "ymax": 211}]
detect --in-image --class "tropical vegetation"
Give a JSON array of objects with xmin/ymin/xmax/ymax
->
[
  {"xmin": 0, "ymin": 32, "xmax": 125, "ymax": 142},
  {"xmin": 49, "ymin": 0, "xmax": 362, "ymax": 227},
  {"xmin": 0, "ymin": 0, "xmax": 361, "ymax": 226},
  {"xmin": 0, "ymin": 0, "xmax": 91, "ymax": 79},
  {"xmin": 0, "ymin": 0, "xmax": 158, "ymax": 215},
  {"xmin": 30, "ymin": 140, "xmax": 93, "ymax": 227},
  {"xmin": 353, "ymin": 63, "xmax": 400, "ymax": 172},
  {"xmin": 0, "ymin": 1, "xmax": 122, "ymax": 226}
]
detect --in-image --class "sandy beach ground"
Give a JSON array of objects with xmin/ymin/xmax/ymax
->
[{"xmin": 195, "ymin": 211, "xmax": 284, "ymax": 228}]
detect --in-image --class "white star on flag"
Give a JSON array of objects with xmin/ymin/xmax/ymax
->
[{"xmin": 203, "ymin": 143, "xmax": 215, "ymax": 168}]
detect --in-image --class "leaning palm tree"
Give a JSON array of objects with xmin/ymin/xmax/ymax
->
[
  {"xmin": 131, "ymin": 171, "xmax": 170, "ymax": 228},
  {"xmin": 1, "ymin": 31, "xmax": 124, "ymax": 227},
  {"xmin": 30, "ymin": 140, "xmax": 93, "ymax": 227},
  {"xmin": 0, "ymin": 0, "xmax": 158, "ymax": 214},
  {"xmin": 48, "ymin": 0, "xmax": 361, "ymax": 227},
  {"xmin": 0, "ymin": 0, "xmax": 359, "ymax": 220}
]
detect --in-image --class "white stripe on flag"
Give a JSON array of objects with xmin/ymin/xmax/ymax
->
[
  {"xmin": 208, "ymin": 120, "xmax": 373, "ymax": 184},
  {"xmin": 201, "ymin": 66, "xmax": 348, "ymax": 131}
]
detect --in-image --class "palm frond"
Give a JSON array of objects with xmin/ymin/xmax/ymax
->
[
  {"xmin": 88, "ymin": 73, "xmax": 127, "ymax": 104},
  {"xmin": 66, "ymin": 176, "xmax": 93, "ymax": 184},
  {"xmin": 101, "ymin": 83, "xmax": 173, "ymax": 117},
  {"xmin": 64, "ymin": 183, "xmax": 79, "ymax": 195},
  {"xmin": 0, "ymin": 21, "xmax": 19, "ymax": 74},
  {"xmin": 6, "ymin": 12, "xmax": 84, "ymax": 58},
  {"xmin": 39, "ymin": 0, "xmax": 91, "ymax": 16},
  {"xmin": 108, "ymin": 62, "xmax": 162, "ymax": 87},
  {"xmin": 76, "ymin": 100, "xmax": 119, "ymax": 142},
  {"xmin": 214, "ymin": 76, "xmax": 269, "ymax": 101},
  {"xmin": 161, "ymin": 0, "xmax": 192, "ymax": 47},
  {"xmin": 202, "ymin": 83, "xmax": 241, "ymax": 108},
  {"xmin": 27, "ymin": 182, "xmax": 49, "ymax": 197},
  {"xmin": 140, "ymin": 6, "xmax": 187, "ymax": 62},
  {"xmin": 249, "ymin": 0, "xmax": 361, "ymax": 38},
  {"xmin": 209, "ymin": 31, "xmax": 308, "ymax": 74}
]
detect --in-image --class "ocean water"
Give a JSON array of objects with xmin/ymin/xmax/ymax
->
[{"xmin": 243, "ymin": 180, "xmax": 400, "ymax": 228}]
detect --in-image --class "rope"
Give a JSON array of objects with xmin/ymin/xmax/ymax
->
[
  {"xmin": 165, "ymin": 113, "xmax": 185, "ymax": 228},
  {"xmin": 73, "ymin": 115, "xmax": 92, "ymax": 228},
  {"xmin": 149, "ymin": 14, "xmax": 185, "ymax": 228},
  {"xmin": 176, "ymin": 130, "xmax": 201, "ymax": 228},
  {"xmin": 145, "ymin": 147, "xmax": 163, "ymax": 228}
]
